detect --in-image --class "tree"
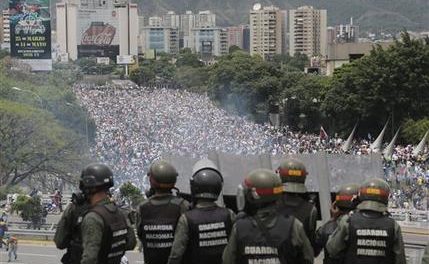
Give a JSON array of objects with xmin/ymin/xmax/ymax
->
[
  {"xmin": 175, "ymin": 66, "xmax": 209, "ymax": 92},
  {"xmin": 119, "ymin": 182, "xmax": 143, "ymax": 209},
  {"xmin": 0, "ymin": 100, "xmax": 86, "ymax": 186},
  {"xmin": 176, "ymin": 48, "xmax": 203, "ymax": 68},
  {"xmin": 208, "ymin": 51, "xmax": 282, "ymax": 117},
  {"xmin": 228, "ymin": 45, "xmax": 242, "ymax": 54},
  {"xmin": 12, "ymin": 195, "xmax": 43, "ymax": 228},
  {"xmin": 322, "ymin": 32, "xmax": 429, "ymax": 138},
  {"xmin": 402, "ymin": 119, "xmax": 429, "ymax": 143}
]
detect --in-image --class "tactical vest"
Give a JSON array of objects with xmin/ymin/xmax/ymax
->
[
  {"xmin": 90, "ymin": 204, "xmax": 129, "ymax": 264},
  {"xmin": 317, "ymin": 219, "xmax": 343, "ymax": 264},
  {"xmin": 236, "ymin": 215, "xmax": 294, "ymax": 264},
  {"xmin": 184, "ymin": 206, "xmax": 232, "ymax": 264},
  {"xmin": 63, "ymin": 203, "xmax": 89, "ymax": 264},
  {"xmin": 139, "ymin": 197, "xmax": 184, "ymax": 264},
  {"xmin": 278, "ymin": 195, "xmax": 314, "ymax": 241},
  {"xmin": 344, "ymin": 211, "xmax": 395, "ymax": 264}
]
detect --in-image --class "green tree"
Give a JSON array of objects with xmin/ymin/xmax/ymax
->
[
  {"xmin": 175, "ymin": 66, "xmax": 209, "ymax": 92},
  {"xmin": 119, "ymin": 182, "xmax": 143, "ymax": 208},
  {"xmin": 208, "ymin": 52, "xmax": 282, "ymax": 117},
  {"xmin": 402, "ymin": 119, "xmax": 429, "ymax": 143},
  {"xmin": 176, "ymin": 48, "xmax": 203, "ymax": 68},
  {"xmin": 12, "ymin": 195, "xmax": 43, "ymax": 227},
  {"xmin": 322, "ymin": 32, "xmax": 429, "ymax": 138},
  {"xmin": 271, "ymin": 53, "xmax": 309, "ymax": 72},
  {"xmin": 0, "ymin": 100, "xmax": 86, "ymax": 186}
]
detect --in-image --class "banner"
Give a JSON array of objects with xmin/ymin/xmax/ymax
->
[
  {"xmin": 77, "ymin": 8, "xmax": 119, "ymax": 59},
  {"xmin": 9, "ymin": 0, "xmax": 52, "ymax": 71}
]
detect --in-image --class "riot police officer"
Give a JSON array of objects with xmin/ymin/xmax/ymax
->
[
  {"xmin": 79, "ymin": 163, "xmax": 136, "ymax": 264},
  {"xmin": 136, "ymin": 160, "xmax": 189, "ymax": 264},
  {"xmin": 276, "ymin": 158, "xmax": 318, "ymax": 246},
  {"xmin": 314, "ymin": 183, "xmax": 359, "ymax": 264},
  {"xmin": 326, "ymin": 178, "xmax": 406, "ymax": 264},
  {"xmin": 168, "ymin": 159, "xmax": 235, "ymax": 264},
  {"xmin": 222, "ymin": 169, "xmax": 313, "ymax": 264},
  {"xmin": 54, "ymin": 191, "xmax": 89, "ymax": 264}
]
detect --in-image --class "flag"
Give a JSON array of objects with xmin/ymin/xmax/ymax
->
[
  {"xmin": 341, "ymin": 122, "xmax": 358, "ymax": 152},
  {"xmin": 370, "ymin": 119, "xmax": 389, "ymax": 152},
  {"xmin": 412, "ymin": 129, "xmax": 429, "ymax": 157},
  {"xmin": 320, "ymin": 126, "xmax": 328, "ymax": 140},
  {"xmin": 382, "ymin": 128, "xmax": 400, "ymax": 160}
]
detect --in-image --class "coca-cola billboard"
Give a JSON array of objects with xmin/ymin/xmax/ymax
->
[
  {"xmin": 77, "ymin": 7, "xmax": 120, "ymax": 59},
  {"xmin": 81, "ymin": 22, "xmax": 116, "ymax": 46}
]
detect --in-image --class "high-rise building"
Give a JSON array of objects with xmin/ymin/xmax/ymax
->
[
  {"xmin": 289, "ymin": 5, "xmax": 327, "ymax": 57},
  {"xmin": 163, "ymin": 11, "xmax": 180, "ymax": 28},
  {"xmin": 148, "ymin": 16, "xmax": 163, "ymax": 27},
  {"xmin": 190, "ymin": 27, "xmax": 228, "ymax": 57},
  {"xmin": 140, "ymin": 26, "xmax": 179, "ymax": 56},
  {"xmin": 180, "ymin": 11, "xmax": 196, "ymax": 48},
  {"xmin": 195, "ymin": 10, "xmax": 216, "ymax": 28},
  {"xmin": 56, "ymin": 0, "xmax": 139, "ymax": 61},
  {"xmin": 249, "ymin": 4, "xmax": 287, "ymax": 60},
  {"xmin": 226, "ymin": 26, "xmax": 244, "ymax": 49},
  {"xmin": 1, "ymin": 9, "xmax": 10, "ymax": 50}
]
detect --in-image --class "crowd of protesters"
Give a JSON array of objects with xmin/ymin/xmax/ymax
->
[{"xmin": 73, "ymin": 83, "xmax": 428, "ymax": 210}]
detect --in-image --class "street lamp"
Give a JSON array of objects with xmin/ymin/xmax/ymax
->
[{"xmin": 12, "ymin": 87, "xmax": 44, "ymax": 108}]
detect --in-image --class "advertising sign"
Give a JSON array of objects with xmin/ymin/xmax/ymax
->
[
  {"xmin": 9, "ymin": 0, "xmax": 52, "ymax": 71},
  {"xmin": 116, "ymin": 55, "xmax": 134, "ymax": 65},
  {"xmin": 77, "ymin": 8, "xmax": 119, "ymax": 59}
]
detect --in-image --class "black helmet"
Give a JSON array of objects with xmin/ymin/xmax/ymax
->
[
  {"xmin": 237, "ymin": 169, "xmax": 283, "ymax": 211},
  {"xmin": 277, "ymin": 158, "xmax": 308, "ymax": 193},
  {"xmin": 335, "ymin": 183, "xmax": 359, "ymax": 210},
  {"xmin": 190, "ymin": 159, "xmax": 223, "ymax": 200},
  {"xmin": 148, "ymin": 160, "xmax": 178, "ymax": 190},
  {"xmin": 358, "ymin": 178, "xmax": 390, "ymax": 205},
  {"xmin": 79, "ymin": 163, "xmax": 114, "ymax": 192}
]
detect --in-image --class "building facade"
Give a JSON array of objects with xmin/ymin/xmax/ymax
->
[
  {"xmin": 227, "ymin": 26, "xmax": 245, "ymax": 49},
  {"xmin": 289, "ymin": 6, "xmax": 327, "ymax": 57},
  {"xmin": 140, "ymin": 26, "xmax": 179, "ymax": 56},
  {"xmin": 249, "ymin": 5, "xmax": 287, "ymax": 60},
  {"xmin": 162, "ymin": 11, "xmax": 180, "ymax": 28},
  {"xmin": 190, "ymin": 27, "xmax": 228, "ymax": 57},
  {"xmin": 1, "ymin": 9, "xmax": 11, "ymax": 50},
  {"xmin": 56, "ymin": 0, "xmax": 139, "ymax": 61}
]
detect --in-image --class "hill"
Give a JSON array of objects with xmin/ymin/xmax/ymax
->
[
  {"xmin": 1, "ymin": 0, "xmax": 428, "ymax": 33},
  {"xmin": 135, "ymin": 0, "xmax": 429, "ymax": 32}
]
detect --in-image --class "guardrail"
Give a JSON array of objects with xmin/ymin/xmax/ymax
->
[
  {"xmin": 5, "ymin": 228, "xmax": 55, "ymax": 240},
  {"xmin": 390, "ymin": 209, "xmax": 429, "ymax": 222}
]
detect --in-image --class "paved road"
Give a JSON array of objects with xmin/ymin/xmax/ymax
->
[{"xmin": 0, "ymin": 244, "xmax": 144, "ymax": 264}]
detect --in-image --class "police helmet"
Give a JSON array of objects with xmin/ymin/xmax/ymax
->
[
  {"xmin": 335, "ymin": 183, "xmax": 359, "ymax": 210},
  {"xmin": 148, "ymin": 160, "xmax": 178, "ymax": 190},
  {"xmin": 79, "ymin": 163, "xmax": 114, "ymax": 192},
  {"xmin": 190, "ymin": 159, "xmax": 223, "ymax": 200},
  {"xmin": 358, "ymin": 178, "xmax": 390, "ymax": 205},
  {"xmin": 237, "ymin": 169, "xmax": 283, "ymax": 211},
  {"xmin": 276, "ymin": 158, "xmax": 308, "ymax": 193}
]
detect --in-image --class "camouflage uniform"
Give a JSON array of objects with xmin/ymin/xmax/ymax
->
[
  {"xmin": 80, "ymin": 198, "xmax": 136, "ymax": 264},
  {"xmin": 167, "ymin": 201, "xmax": 235, "ymax": 264},
  {"xmin": 54, "ymin": 202, "xmax": 89, "ymax": 264},
  {"xmin": 326, "ymin": 201, "xmax": 406, "ymax": 264}
]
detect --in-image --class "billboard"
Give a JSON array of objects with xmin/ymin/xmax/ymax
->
[
  {"xmin": 116, "ymin": 55, "xmax": 134, "ymax": 65},
  {"xmin": 77, "ymin": 8, "xmax": 119, "ymax": 60},
  {"xmin": 9, "ymin": 0, "xmax": 52, "ymax": 71}
]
